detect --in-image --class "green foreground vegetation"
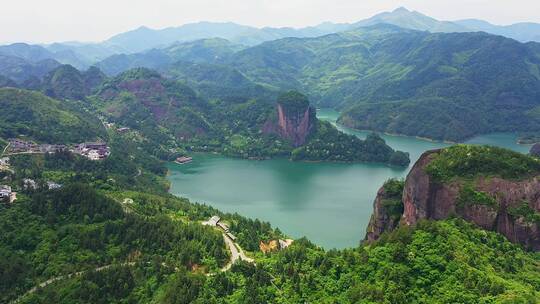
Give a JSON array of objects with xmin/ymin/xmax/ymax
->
[
  {"xmin": 0, "ymin": 42, "xmax": 538, "ymax": 302},
  {"xmin": 0, "ymin": 130, "xmax": 538, "ymax": 303}
]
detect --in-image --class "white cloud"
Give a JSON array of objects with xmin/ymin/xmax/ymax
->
[{"xmin": 1, "ymin": 0, "xmax": 539, "ymax": 44}]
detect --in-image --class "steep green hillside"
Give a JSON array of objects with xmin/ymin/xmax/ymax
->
[
  {"xmin": 0, "ymin": 55, "xmax": 60, "ymax": 83},
  {"xmin": 164, "ymin": 38, "xmax": 244, "ymax": 63},
  {"xmin": 226, "ymin": 25, "xmax": 540, "ymax": 141},
  {"xmin": 0, "ymin": 88, "xmax": 106, "ymax": 143},
  {"xmin": 91, "ymin": 69, "xmax": 408, "ymax": 165},
  {"xmin": 164, "ymin": 61, "xmax": 276, "ymax": 102},
  {"xmin": 42, "ymin": 65, "xmax": 106, "ymax": 100},
  {"xmin": 96, "ymin": 38, "xmax": 244, "ymax": 76},
  {"xmin": 1, "ymin": 136, "xmax": 537, "ymax": 303},
  {"xmin": 89, "ymin": 24, "xmax": 540, "ymax": 141},
  {"xmin": 0, "ymin": 115, "xmax": 536, "ymax": 304}
]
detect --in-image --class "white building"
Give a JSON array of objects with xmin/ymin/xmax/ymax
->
[
  {"xmin": 87, "ymin": 150, "xmax": 101, "ymax": 161},
  {"xmin": 217, "ymin": 222, "xmax": 230, "ymax": 232},
  {"xmin": 203, "ymin": 215, "xmax": 221, "ymax": 226},
  {"xmin": 0, "ymin": 157, "xmax": 9, "ymax": 166},
  {"xmin": 47, "ymin": 181, "xmax": 62, "ymax": 190},
  {"xmin": 23, "ymin": 178, "xmax": 37, "ymax": 190},
  {"xmin": 0, "ymin": 185, "xmax": 12, "ymax": 200}
]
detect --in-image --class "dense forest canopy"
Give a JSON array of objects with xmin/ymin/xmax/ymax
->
[{"xmin": 1, "ymin": 9, "xmax": 540, "ymax": 303}]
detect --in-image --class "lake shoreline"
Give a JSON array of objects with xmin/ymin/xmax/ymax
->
[{"xmin": 167, "ymin": 112, "xmax": 532, "ymax": 249}]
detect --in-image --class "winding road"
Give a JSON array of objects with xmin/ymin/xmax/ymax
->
[
  {"xmin": 221, "ymin": 234, "xmax": 254, "ymax": 271},
  {"xmin": 11, "ymin": 263, "xmax": 135, "ymax": 304}
]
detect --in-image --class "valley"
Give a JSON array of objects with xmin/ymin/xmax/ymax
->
[
  {"xmin": 1, "ymin": 4, "xmax": 540, "ymax": 303},
  {"xmin": 168, "ymin": 109, "xmax": 532, "ymax": 248}
]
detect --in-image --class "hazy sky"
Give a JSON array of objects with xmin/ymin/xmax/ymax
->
[{"xmin": 2, "ymin": 0, "xmax": 540, "ymax": 44}]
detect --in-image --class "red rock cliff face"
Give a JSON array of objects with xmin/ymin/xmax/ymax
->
[
  {"xmin": 263, "ymin": 103, "xmax": 315, "ymax": 147},
  {"xmin": 365, "ymin": 186, "xmax": 401, "ymax": 242},
  {"xmin": 400, "ymin": 149, "xmax": 540, "ymax": 251}
]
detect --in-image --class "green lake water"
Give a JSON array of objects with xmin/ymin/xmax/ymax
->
[{"xmin": 168, "ymin": 109, "xmax": 532, "ymax": 249}]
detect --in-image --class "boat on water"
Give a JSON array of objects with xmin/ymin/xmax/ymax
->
[{"xmin": 175, "ymin": 156, "xmax": 193, "ymax": 164}]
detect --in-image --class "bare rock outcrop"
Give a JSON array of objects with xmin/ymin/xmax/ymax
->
[
  {"xmin": 365, "ymin": 186, "xmax": 402, "ymax": 242},
  {"xmin": 366, "ymin": 148, "xmax": 540, "ymax": 251},
  {"xmin": 262, "ymin": 91, "xmax": 316, "ymax": 147}
]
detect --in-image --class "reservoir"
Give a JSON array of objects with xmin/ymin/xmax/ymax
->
[{"xmin": 168, "ymin": 109, "xmax": 532, "ymax": 249}]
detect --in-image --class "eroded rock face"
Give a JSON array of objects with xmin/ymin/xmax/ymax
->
[
  {"xmin": 262, "ymin": 92, "xmax": 316, "ymax": 147},
  {"xmin": 365, "ymin": 186, "xmax": 401, "ymax": 242},
  {"xmin": 400, "ymin": 149, "xmax": 540, "ymax": 251},
  {"xmin": 276, "ymin": 103, "xmax": 315, "ymax": 146},
  {"xmin": 366, "ymin": 149, "xmax": 540, "ymax": 251}
]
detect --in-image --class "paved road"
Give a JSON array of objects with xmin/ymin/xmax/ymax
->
[
  {"xmin": 220, "ymin": 234, "xmax": 254, "ymax": 271},
  {"xmin": 11, "ymin": 263, "xmax": 135, "ymax": 304}
]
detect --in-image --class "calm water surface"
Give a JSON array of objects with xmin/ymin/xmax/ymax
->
[{"xmin": 168, "ymin": 109, "xmax": 532, "ymax": 249}]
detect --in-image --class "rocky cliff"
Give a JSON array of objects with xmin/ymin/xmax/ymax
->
[
  {"xmin": 365, "ymin": 181, "xmax": 403, "ymax": 242},
  {"xmin": 366, "ymin": 146, "xmax": 540, "ymax": 251},
  {"xmin": 262, "ymin": 91, "xmax": 316, "ymax": 147}
]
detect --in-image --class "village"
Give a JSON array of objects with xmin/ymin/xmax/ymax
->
[
  {"xmin": 0, "ymin": 156, "xmax": 63, "ymax": 204},
  {"xmin": 5, "ymin": 138, "xmax": 111, "ymax": 160},
  {"xmin": 0, "ymin": 139, "xmax": 70, "ymax": 204}
]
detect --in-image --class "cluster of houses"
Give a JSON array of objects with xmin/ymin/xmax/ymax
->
[
  {"xmin": 0, "ymin": 178, "xmax": 62, "ymax": 204},
  {"xmin": 7, "ymin": 139, "xmax": 67, "ymax": 154},
  {"xmin": 73, "ymin": 142, "xmax": 111, "ymax": 160},
  {"xmin": 204, "ymin": 216, "xmax": 237, "ymax": 241},
  {"xmin": 103, "ymin": 121, "xmax": 130, "ymax": 133},
  {"xmin": 23, "ymin": 178, "xmax": 62, "ymax": 191},
  {"xmin": 0, "ymin": 185, "xmax": 15, "ymax": 203},
  {"xmin": 6, "ymin": 139, "xmax": 111, "ymax": 161}
]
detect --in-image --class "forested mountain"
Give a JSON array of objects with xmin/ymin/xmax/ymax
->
[
  {"xmin": 163, "ymin": 61, "xmax": 276, "ymax": 101},
  {"xmin": 3, "ymin": 7, "xmax": 540, "ymax": 73},
  {"xmin": 351, "ymin": 7, "xmax": 469, "ymax": 33},
  {"xmin": 40, "ymin": 65, "xmax": 106, "ymax": 100},
  {"xmin": 222, "ymin": 25, "xmax": 540, "ymax": 141},
  {"xmin": 6, "ymin": 23, "xmax": 540, "ymax": 142},
  {"xmin": 11, "ymin": 23, "xmax": 540, "ymax": 143},
  {"xmin": 96, "ymin": 38, "xmax": 243, "ymax": 76},
  {"xmin": 0, "ymin": 43, "xmax": 89, "ymax": 69},
  {"xmin": 0, "ymin": 55, "xmax": 60, "ymax": 83},
  {"xmin": 367, "ymin": 145, "xmax": 540, "ymax": 250},
  {"xmin": 0, "ymin": 88, "xmax": 106, "ymax": 143},
  {"xmin": 349, "ymin": 7, "xmax": 540, "ymax": 43},
  {"xmin": 0, "ymin": 109, "xmax": 537, "ymax": 302},
  {"xmin": 455, "ymin": 19, "xmax": 540, "ymax": 43},
  {"xmin": 103, "ymin": 22, "xmax": 335, "ymax": 53},
  {"xmin": 89, "ymin": 69, "xmax": 408, "ymax": 165},
  {"xmin": 72, "ymin": 8, "xmax": 540, "ymax": 57}
]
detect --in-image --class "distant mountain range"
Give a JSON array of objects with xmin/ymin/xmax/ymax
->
[
  {"xmin": 103, "ymin": 7, "xmax": 540, "ymax": 53},
  {"xmin": 2, "ymin": 8, "xmax": 540, "ymax": 142},
  {"xmin": 1, "ymin": 7, "xmax": 539, "ymax": 70}
]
